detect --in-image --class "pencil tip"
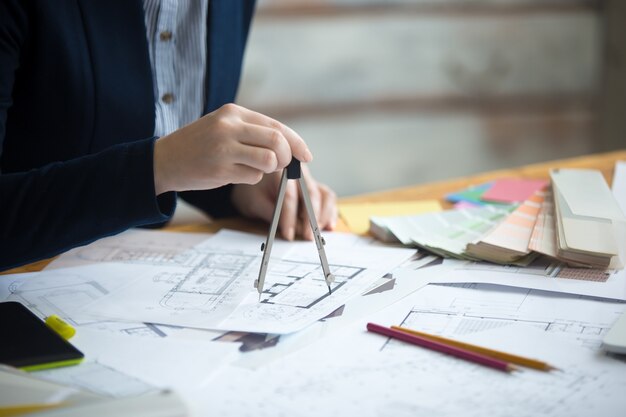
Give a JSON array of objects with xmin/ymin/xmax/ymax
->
[
  {"xmin": 327, "ymin": 284, "xmax": 332, "ymax": 295},
  {"xmin": 509, "ymin": 365, "xmax": 522, "ymax": 373}
]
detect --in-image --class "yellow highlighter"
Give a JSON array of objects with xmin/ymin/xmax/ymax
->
[{"xmin": 45, "ymin": 315, "xmax": 76, "ymax": 340}]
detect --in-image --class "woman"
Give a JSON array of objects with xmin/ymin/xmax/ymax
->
[{"xmin": 0, "ymin": 0, "xmax": 337, "ymax": 270}]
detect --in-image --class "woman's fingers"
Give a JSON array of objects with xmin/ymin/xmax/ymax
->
[
  {"xmin": 236, "ymin": 123, "xmax": 292, "ymax": 171},
  {"xmin": 154, "ymin": 103, "xmax": 316, "ymax": 194},
  {"xmin": 161, "ymin": 102, "xmax": 338, "ymax": 241},
  {"xmin": 238, "ymin": 106, "xmax": 313, "ymax": 164}
]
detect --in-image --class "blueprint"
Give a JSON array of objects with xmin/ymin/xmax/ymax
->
[
  {"xmin": 197, "ymin": 284, "xmax": 626, "ymax": 417},
  {"xmin": 5, "ymin": 264, "xmax": 175, "ymax": 336},
  {"xmin": 11, "ymin": 229, "xmax": 222, "ymax": 339},
  {"xmin": 217, "ymin": 248, "xmax": 414, "ymax": 334},
  {"xmin": 4, "ymin": 265, "xmax": 238, "ymax": 399},
  {"xmin": 387, "ymin": 283, "xmax": 625, "ymax": 351},
  {"xmin": 80, "ymin": 231, "xmax": 415, "ymax": 334}
]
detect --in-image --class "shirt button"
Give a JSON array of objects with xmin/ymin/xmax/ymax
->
[
  {"xmin": 159, "ymin": 30, "xmax": 173, "ymax": 41},
  {"xmin": 161, "ymin": 93, "xmax": 174, "ymax": 104}
]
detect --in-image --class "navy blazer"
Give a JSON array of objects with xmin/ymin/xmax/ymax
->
[{"xmin": 0, "ymin": 0, "xmax": 256, "ymax": 270}]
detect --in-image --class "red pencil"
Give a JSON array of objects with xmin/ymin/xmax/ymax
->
[{"xmin": 366, "ymin": 323, "xmax": 518, "ymax": 373}]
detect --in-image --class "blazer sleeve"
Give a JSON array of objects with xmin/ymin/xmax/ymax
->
[{"xmin": 0, "ymin": 2, "xmax": 175, "ymax": 271}]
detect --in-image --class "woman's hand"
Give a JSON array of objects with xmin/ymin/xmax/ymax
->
[
  {"xmin": 231, "ymin": 165, "xmax": 338, "ymax": 241},
  {"xmin": 153, "ymin": 103, "xmax": 313, "ymax": 195},
  {"xmin": 152, "ymin": 103, "xmax": 337, "ymax": 239}
]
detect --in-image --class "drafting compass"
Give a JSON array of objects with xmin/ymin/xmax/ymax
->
[{"xmin": 255, "ymin": 158, "xmax": 335, "ymax": 301}]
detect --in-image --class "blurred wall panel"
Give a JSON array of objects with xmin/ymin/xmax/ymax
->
[
  {"xmin": 600, "ymin": 0, "xmax": 626, "ymax": 152},
  {"xmin": 239, "ymin": 14, "xmax": 599, "ymax": 111},
  {"xmin": 237, "ymin": 0, "xmax": 602, "ymax": 196},
  {"xmin": 292, "ymin": 110, "xmax": 593, "ymax": 196}
]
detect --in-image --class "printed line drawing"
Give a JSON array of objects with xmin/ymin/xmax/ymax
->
[
  {"xmin": 73, "ymin": 244, "xmax": 202, "ymax": 267},
  {"xmin": 9, "ymin": 272, "xmax": 171, "ymax": 338},
  {"xmin": 260, "ymin": 260, "xmax": 364, "ymax": 309},
  {"xmin": 160, "ymin": 252, "xmax": 257, "ymax": 310}
]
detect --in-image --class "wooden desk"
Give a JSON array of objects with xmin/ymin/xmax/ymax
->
[
  {"xmin": 5, "ymin": 149, "xmax": 626, "ymax": 275},
  {"xmin": 340, "ymin": 149, "xmax": 626, "ymax": 207}
]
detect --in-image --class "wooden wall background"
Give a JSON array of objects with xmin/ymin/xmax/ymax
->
[{"xmin": 236, "ymin": 0, "xmax": 620, "ymax": 197}]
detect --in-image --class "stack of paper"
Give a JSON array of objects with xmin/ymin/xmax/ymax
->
[
  {"xmin": 551, "ymin": 169, "xmax": 625, "ymax": 268},
  {"xmin": 465, "ymin": 188, "xmax": 546, "ymax": 265}
]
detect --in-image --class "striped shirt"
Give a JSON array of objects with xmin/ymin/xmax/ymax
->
[{"xmin": 143, "ymin": 0, "xmax": 209, "ymax": 137}]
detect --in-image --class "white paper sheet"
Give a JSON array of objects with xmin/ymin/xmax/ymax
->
[
  {"xmin": 196, "ymin": 284, "xmax": 626, "ymax": 417},
  {"xmin": 0, "ymin": 364, "xmax": 99, "ymax": 405},
  {"xmin": 80, "ymin": 231, "xmax": 415, "ymax": 334},
  {"xmin": 33, "ymin": 362, "xmax": 157, "ymax": 398},
  {"xmin": 72, "ymin": 329, "xmax": 239, "ymax": 397},
  {"xmin": 31, "ymin": 329, "xmax": 239, "ymax": 402},
  {"xmin": 418, "ymin": 258, "xmax": 626, "ymax": 300}
]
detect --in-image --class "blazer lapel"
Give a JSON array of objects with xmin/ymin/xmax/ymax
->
[{"xmin": 77, "ymin": 0, "xmax": 155, "ymax": 147}]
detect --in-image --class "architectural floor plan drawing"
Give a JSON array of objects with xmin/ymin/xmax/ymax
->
[
  {"xmin": 77, "ymin": 247, "xmax": 259, "ymax": 330},
  {"xmin": 259, "ymin": 260, "xmax": 364, "ymax": 309},
  {"xmin": 389, "ymin": 283, "xmax": 625, "ymax": 351},
  {"xmin": 213, "ymin": 244, "xmax": 413, "ymax": 334},
  {"xmin": 157, "ymin": 251, "xmax": 257, "ymax": 311},
  {"xmin": 199, "ymin": 284, "xmax": 626, "ymax": 417},
  {"xmin": 81, "ymin": 232, "xmax": 416, "ymax": 334},
  {"xmin": 6, "ymin": 263, "xmax": 183, "ymax": 338}
]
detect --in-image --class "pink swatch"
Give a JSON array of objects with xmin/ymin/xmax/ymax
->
[{"xmin": 481, "ymin": 179, "xmax": 548, "ymax": 204}]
